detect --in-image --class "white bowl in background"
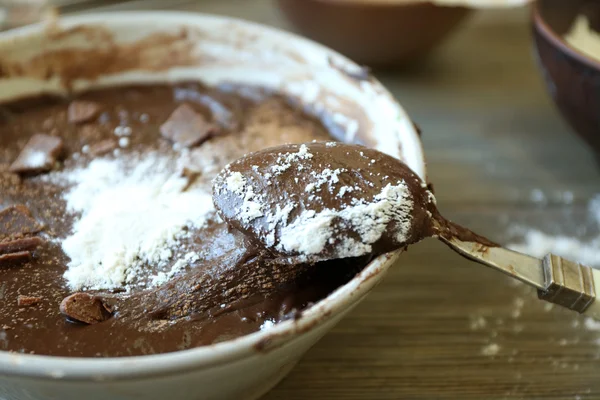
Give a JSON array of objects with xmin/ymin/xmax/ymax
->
[{"xmin": 0, "ymin": 12, "xmax": 425, "ymax": 400}]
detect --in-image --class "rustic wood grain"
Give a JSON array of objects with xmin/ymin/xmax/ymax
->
[{"xmin": 65, "ymin": 2, "xmax": 600, "ymax": 398}]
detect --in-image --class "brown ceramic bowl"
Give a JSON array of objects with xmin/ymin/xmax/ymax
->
[
  {"xmin": 277, "ymin": 0, "xmax": 471, "ymax": 67},
  {"xmin": 532, "ymin": 0, "xmax": 600, "ymax": 154}
]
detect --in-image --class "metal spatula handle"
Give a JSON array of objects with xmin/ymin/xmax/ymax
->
[
  {"xmin": 538, "ymin": 254, "xmax": 595, "ymax": 313},
  {"xmin": 439, "ymin": 233, "xmax": 598, "ymax": 315}
]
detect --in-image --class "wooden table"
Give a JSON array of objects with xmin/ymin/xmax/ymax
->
[{"xmin": 59, "ymin": 1, "xmax": 600, "ymax": 398}]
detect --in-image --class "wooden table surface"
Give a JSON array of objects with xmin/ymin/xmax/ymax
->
[{"xmin": 57, "ymin": 1, "xmax": 600, "ymax": 398}]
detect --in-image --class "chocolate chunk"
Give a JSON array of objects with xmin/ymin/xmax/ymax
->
[
  {"xmin": 0, "ymin": 251, "xmax": 31, "ymax": 266},
  {"xmin": 9, "ymin": 134, "xmax": 64, "ymax": 175},
  {"xmin": 0, "ymin": 237, "xmax": 44, "ymax": 255},
  {"xmin": 160, "ymin": 104, "xmax": 219, "ymax": 148},
  {"xmin": 68, "ymin": 100, "xmax": 101, "ymax": 124},
  {"xmin": 88, "ymin": 139, "xmax": 117, "ymax": 156},
  {"xmin": 60, "ymin": 293, "xmax": 112, "ymax": 325},
  {"xmin": 17, "ymin": 295, "xmax": 42, "ymax": 307},
  {"xmin": 0, "ymin": 205, "xmax": 43, "ymax": 240}
]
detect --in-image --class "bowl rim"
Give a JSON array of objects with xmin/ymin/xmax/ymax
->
[
  {"xmin": 532, "ymin": 0, "xmax": 600, "ymax": 71},
  {"xmin": 0, "ymin": 10, "xmax": 425, "ymax": 381}
]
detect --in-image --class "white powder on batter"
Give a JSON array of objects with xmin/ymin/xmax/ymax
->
[
  {"xmin": 305, "ymin": 168, "xmax": 346, "ymax": 193},
  {"xmin": 270, "ymin": 144, "xmax": 313, "ymax": 176},
  {"xmin": 225, "ymin": 172, "xmax": 246, "ymax": 195},
  {"xmin": 60, "ymin": 153, "xmax": 215, "ymax": 291},
  {"xmin": 565, "ymin": 15, "xmax": 600, "ymax": 62},
  {"xmin": 275, "ymin": 182, "xmax": 414, "ymax": 257},
  {"xmin": 150, "ymin": 251, "xmax": 200, "ymax": 287},
  {"xmin": 237, "ymin": 184, "xmax": 264, "ymax": 224}
]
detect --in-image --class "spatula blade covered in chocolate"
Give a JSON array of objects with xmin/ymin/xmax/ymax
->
[
  {"xmin": 214, "ymin": 142, "xmax": 600, "ymax": 321},
  {"xmin": 213, "ymin": 142, "xmax": 436, "ymax": 263}
]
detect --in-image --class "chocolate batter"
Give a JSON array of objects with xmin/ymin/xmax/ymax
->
[{"xmin": 0, "ymin": 83, "xmax": 370, "ymax": 357}]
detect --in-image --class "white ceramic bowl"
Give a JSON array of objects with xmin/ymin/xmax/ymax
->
[{"xmin": 0, "ymin": 12, "xmax": 425, "ymax": 400}]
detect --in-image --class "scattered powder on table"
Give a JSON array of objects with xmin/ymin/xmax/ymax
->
[
  {"xmin": 507, "ymin": 195, "xmax": 600, "ymax": 268},
  {"xmin": 584, "ymin": 318, "xmax": 600, "ymax": 332},
  {"xmin": 507, "ymin": 194, "xmax": 600, "ymax": 344},
  {"xmin": 481, "ymin": 343, "xmax": 500, "ymax": 356},
  {"xmin": 565, "ymin": 15, "xmax": 600, "ymax": 62},
  {"xmin": 58, "ymin": 153, "xmax": 214, "ymax": 291}
]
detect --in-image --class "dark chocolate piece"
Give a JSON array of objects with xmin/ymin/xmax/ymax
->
[
  {"xmin": 0, "ymin": 205, "xmax": 43, "ymax": 240},
  {"xmin": 160, "ymin": 103, "xmax": 219, "ymax": 148},
  {"xmin": 9, "ymin": 134, "xmax": 64, "ymax": 175},
  {"xmin": 60, "ymin": 293, "xmax": 112, "ymax": 325},
  {"xmin": 0, "ymin": 237, "xmax": 44, "ymax": 255},
  {"xmin": 68, "ymin": 100, "xmax": 101, "ymax": 124},
  {"xmin": 0, "ymin": 251, "xmax": 31, "ymax": 266},
  {"xmin": 17, "ymin": 295, "xmax": 42, "ymax": 307}
]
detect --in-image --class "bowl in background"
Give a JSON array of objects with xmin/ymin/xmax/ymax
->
[
  {"xmin": 276, "ymin": 0, "xmax": 471, "ymax": 67},
  {"xmin": 0, "ymin": 11, "xmax": 425, "ymax": 400},
  {"xmin": 532, "ymin": 0, "xmax": 600, "ymax": 155}
]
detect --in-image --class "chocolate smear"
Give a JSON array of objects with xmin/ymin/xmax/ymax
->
[
  {"xmin": 0, "ymin": 237, "xmax": 44, "ymax": 255},
  {"xmin": 118, "ymin": 229, "xmax": 310, "ymax": 322},
  {"xmin": 68, "ymin": 100, "xmax": 102, "ymax": 124},
  {"xmin": 17, "ymin": 295, "xmax": 42, "ymax": 307},
  {"xmin": 9, "ymin": 134, "xmax": 64, "ymax": 175},
  {"xmin": 160, "ymin": 103, "xmax": 219, "ymax": 148},
  {"xmin": 0, "ymin": 251, "xmax": 31, "ymax": 266},
  {"xmin": 0, "ymin": 205, "xmax": 43, "ymax": 240},
  {"xmin": 60, "ymin": 293, "xmax": 112, "ymax": 325}
]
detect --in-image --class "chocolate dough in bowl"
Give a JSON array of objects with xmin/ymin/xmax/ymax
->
[{"xmin": 0, "ymin": 11, "xmax": 424, "ymax": 400}]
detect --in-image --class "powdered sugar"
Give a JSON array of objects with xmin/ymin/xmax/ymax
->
[
  {"xmin": 507, "ymin": 194, "xmax": 600, "ymax": 268},
  {"xmin": 215, "ymin": 164, "xmax": 265, "ymax": 224},
  {"xmin": 59, "ymin": 153, "xmax": 215, "ymax": 291},
  {"xmin": 337, "ymin": 186, "xmax": 356, "ymax": 198},
  {"xmin": 278, "ymin": 209, "xmax": 344, "ymax": 255},
  {"xmin": 236, "ymin": 183, "xmax": 264, "ymax": 223},
  {"xmin": 276, "ymin": 182, "xmax": 415, "ymax": 258},
  {"xmin": 223, "ymin": 175, "xmax": 413, "ymax": 258},
  {"xmin": 225, "ymin": 171, "xmax": 246, "ymax": 195},
  {"xmin": 271, "ymin": 144, "xmax": 313, "ymax": 176},
  {"xmin": 481, "ymin": 343, "xmax": 501, "ymax": 356},
  {"xmin": 509, "ymin": 231, "xmax": 600, "ymax": 268},
  {"xmin": 150, "ymin": 251, "xmax": 200, "ymax": 287},
  {"xmin": 305, "ymin": 168, "xmax": 346, "ymax": 193}
]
